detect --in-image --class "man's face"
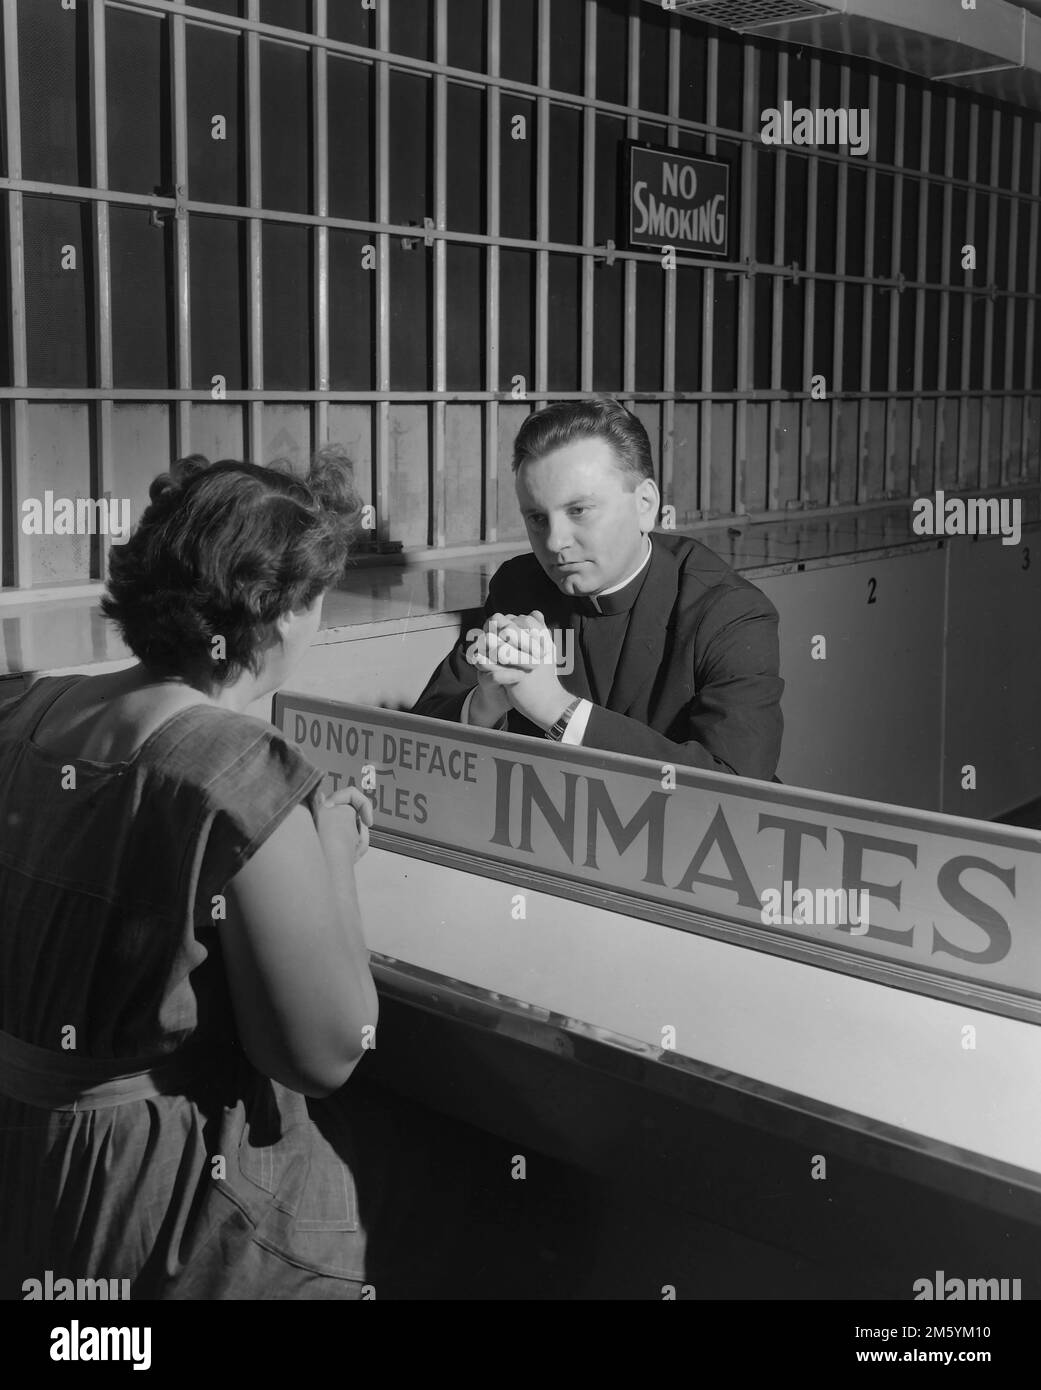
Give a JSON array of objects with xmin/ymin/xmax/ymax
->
[{"xmin": 515, "ymin": 437, "xmax": 659, "ymax": 596}]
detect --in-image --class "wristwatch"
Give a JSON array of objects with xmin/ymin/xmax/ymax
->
[{"xmin": 545, "ymin": 697, "xmax": 581, "ymax": 742}]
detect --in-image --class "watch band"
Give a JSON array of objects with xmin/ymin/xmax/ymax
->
[{"xmin": 545, "ymin": 697, "xmax": 581, "ymax": 742}]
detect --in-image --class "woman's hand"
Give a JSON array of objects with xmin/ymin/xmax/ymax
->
[{"xmin": 315, "ymin": 785, "xmax": 374, "ymax": 865}]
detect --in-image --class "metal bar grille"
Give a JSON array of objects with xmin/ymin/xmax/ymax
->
[
  {"xmin": 0, "ymin": 0, "xmax": 1037, "ymax": 595},
  {"xmin": 313, "ymin": 0, "xmax": 330, "ymax": 447},
  {"xmin": 91, "ymin": 0, "xmax": 114, "ymax": 584},
  {"xmin": 246, "ymin": 0, "xmax": 264, "ymax": 458},
  {"xmin": 432, "ymin": 0, "xmax": 447, "ymax": 550},
  {"xmin": 2, "ymin": 0, "xmax": 30, "ymax": 587},
  {"xmin": 375, "ymin": 0, "xmax": 391, "ymax": 548},
  {"xmin": 484, "ymin": 0, "xmax": 501, "ymax": 544}
]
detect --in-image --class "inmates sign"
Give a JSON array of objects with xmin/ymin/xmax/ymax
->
[
  {"xmin": 274, "ymin": 694, "xmax": 1041, "ymax": 1012},
  {"xmin": 626, "ymin": 143, "xmax": 730, "ymax": 257}
]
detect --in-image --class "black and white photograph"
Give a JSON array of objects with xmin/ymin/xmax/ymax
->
[{"xmin": 0, "ymin": 0, "xmax": 1039, "ymax": 1353}]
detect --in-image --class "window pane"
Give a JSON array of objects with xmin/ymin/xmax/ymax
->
[
  {"xmin": 712, "ymin": 274, "xmax": 738, "ymax": 393},
  {"xmin": 24, "ymin": 198, "xmax": 95, "ymax": 387},
  {"xmin": 263, "ymin": 224, "xmax": 312, "ymax": 389},
  {"xmin": 845, "ymin": 167, "xmax": 867, "ymax": 277},
  {"xmin": 329, "ymin": 231, "xmax": 375, "ymax": 391},
  {"xmin": 1011, "ymin": 301, "xmax": 1028, "ymax": 389},
  {"xmin": 898, "ymin": 181, "xmax": 919, "ymax": 279},
  {"xmin": 639, "ymin": 6, "xmax": 670, "ymax": 116},
  {"xmin": 925, "ymin": 183, "xmax": 944, "ymax": 282},
  {"xmin": 549, "ymin": 106, "xmax": 582, "ymax": 246},
  {"xmin": 636, "ymin": 262, "xmax": 664, "ymax": 392},
  {"xmin": 550, "ymin": 0, "xmax": 584, "ymax": 97},
  {"xmin": 328, "ymin": 3, "xmax": 374, "ymax": 46},
  {"xmin": 187, "ymin": 25, "xmax": 245, "ymax": 206},
  {"xmin": 594, "ymin": 116, "xmax": 626, "ymax": 247},
  {"xmin": 752, "ymin": 277, "xmax": 772, "ymax": 390},
  {"xmin": 597, "ymin": 0, "xmax": 629, "ymax": 108},
  {"xmin": 500, "ymin": 0, "xmax": 536, "ymax": 86},
  {"xmin": 501, "ymin": 0, "xmax": 537, "ymax": 86},
  {"xmin": 328, "ymin": 58, "xmax": 373, "ymax": 222},
  {"xmin": 261, "ymin": 41, "xmax": 312, "ymax": 214},
  {"xmin": 446, "ymin": 245, "xmax": 483, "ymax": 390},
  {"xmin": 499, "ymin": 250, "xmax": 534, "ymax": 391},
  {"xmin": 780, "ymin": 282, "xmax": 804, "ymax": 393},
  {"xmin": 874, "ymin": 75, "xmax": 897, "ymax": 165},
  {"xmin": 260, "ymin": 0, "xmax": 310, "ymax": 31},
  {"xmin": 0, "ymin": 195, "xmax": 11, "ymax": 385},
  {"xmin": 815, "ymin": 163, "xmax": 837, "ymax": 274},
  {"xmin": 389, "ymin": 243, "xmax": 430, "ymax": 390},
  {"xmin": 870, "ymin": 289, "xmax": 890, "ymax": 390},
  {"xmin": 389, "ymin": 0, "xmax": 432, "ymax": 61},
  {"xmin": 18, "ymin": 1, "xmax": 90, "ymax": 185},
  {"xmin": 447, "ymin": 85, "xmax": 485, "ymax": 235},
  {"xmin": 994, "ymin": 198, "xmax": 1011, "ymax": 288},
  {"xmin": 756, "ymin": 153, "xmax": 776, "ymax": 266},
  {"xmin": 975, "ymin": 108, "xmax": 994, "ymax": 187},
  {"xmin": 676, "ymin": 265, "xmax": 703, "ymax": 390},
  {"xmin": 784, "ymin": 157, "xmax": 808, "ymax": 268},
  {"xmin": 946, "ymin": 300, "xmax": 965, "ymax": 390},
  {"xmin": 190, "ymin": 215, "xmax": 247, "ymax": 390},
  {"xmin": 921, "ymin": 291, "xmax": 940, "ymax": 390},
  {"xmin": 990, "ymin": 298, "xmax": 1006, "ymax": 390},
  {"xmin": 111, "ymin": 207, "xmax": 174, "ymax": 389},
  {"xmin": 928, "ymin": 94, "xmax": 948, "ymax": 175},
  {"xmin": 813, "ymin": 281, "xmax": 835, "ymax": 390},
  {"xmin": 951, "ymin": 101, "xmax": 970, "ymax": 182},
  {"xmin": 107, "ymin": 8, "xmax": 171, "ymax": 197},
  {"xmin": 547, "ymin": 256, "xmax": 580, "ymax": 391},
  {"xmin": 902, "ymin": 84, "xmax": 923, "ymax": 172},
  {"xmin": 896, "ymin": 290, "xmax": 915, "ymax": 392},
  {"xmin": 873, "ymin": 173, "xmax": 894, "ymax": 276},
  {"xmin": 193, "ymin": 0, "xmax": 243, "ymax": 15},
  {"xmin": 844, "ymin": 287, "xmax": 864, "ymax": 387},
  {"xmin": 715, "ymin": 29, "xmax": 743, "ymax": 130},
  {"xmin": 447, "ymin": 0, "xmax": 487, "ymax": 75},
  {"xmin": 500, "ymin": 98, "xmax": 536, "ymax": 240},
  {"xmin": 388, "ymin": 73, "xmax": 431, "ymax": 227},
  {"xmin": 593, "ymin": 262, "xmax": 624, "ymax": 390}
]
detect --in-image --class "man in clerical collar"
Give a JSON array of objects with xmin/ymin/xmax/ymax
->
[{"xmin": 412, "ymin": 396, "xmax": 784, "ymax": 780}]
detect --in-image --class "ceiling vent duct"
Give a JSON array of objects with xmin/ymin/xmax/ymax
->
[
  {"xmin": 660, "ymin": 0, "xmax": 1041, "ymax": 112},
  {"xmin": 672, "ymin": 1, "xmax": 842, "ymax": 28}
]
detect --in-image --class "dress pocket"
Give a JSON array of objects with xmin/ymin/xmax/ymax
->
[{"xmin": 232, "ymin": 1120, "xmax": 365, "ymax": 1281}]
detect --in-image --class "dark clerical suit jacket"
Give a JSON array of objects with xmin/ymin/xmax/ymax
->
[{"xmin": 412, "ymin": 531, "xmax": 784, "ymax": 781}]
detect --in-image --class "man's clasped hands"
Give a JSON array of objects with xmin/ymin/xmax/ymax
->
[{"xmin": 467, "ymin": 611, "xmax": 576, "ymax": 732}]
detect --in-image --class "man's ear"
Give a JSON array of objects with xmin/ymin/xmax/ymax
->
[{"xmin": 637, "ymin": 478, "xmax": 661, "ymax": 531}]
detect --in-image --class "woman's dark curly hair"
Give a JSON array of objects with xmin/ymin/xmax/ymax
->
[{"xmin": 101, "ymin": 448, "xmax": 363, "ymax": 684}]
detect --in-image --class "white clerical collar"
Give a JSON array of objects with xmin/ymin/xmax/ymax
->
[{"xmin": 589, "ymin": 536, "xmax": 653, "ymax": 613}]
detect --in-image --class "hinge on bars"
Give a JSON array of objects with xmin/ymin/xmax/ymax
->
[
  {"xmin": 595, "ymin": 239, "xmax": 617, "ymax": 268},
  {"xmin": 149, "ymin": 185, "xmax": 187, "ymax": 228},
  {"xmin": 402, "ymin": 218, "xmax": 436, "ymax": 251},
  {"xmin": 894, "ymin": 272, "xmax": 906, "ymax": 294},
  {"xmin": 787, "ymin": 261, "xmax": 801, "ymax": 284},
  {"xmin": 725, "ymin": 257, "xmax": 757, "ymax": 283}
]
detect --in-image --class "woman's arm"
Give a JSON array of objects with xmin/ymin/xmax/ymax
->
[{"xmin": 221, "ymin": 798, "xmax": 379, "ymax": 1098}]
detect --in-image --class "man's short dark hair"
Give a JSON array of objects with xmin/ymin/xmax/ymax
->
[
  {"xmin": 512, "ymin": 396, "xmax": 654, "ymax": 487},
  {"xmin": 101, "ymin": 448, "xmax": 362, "ymax": 685}
]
